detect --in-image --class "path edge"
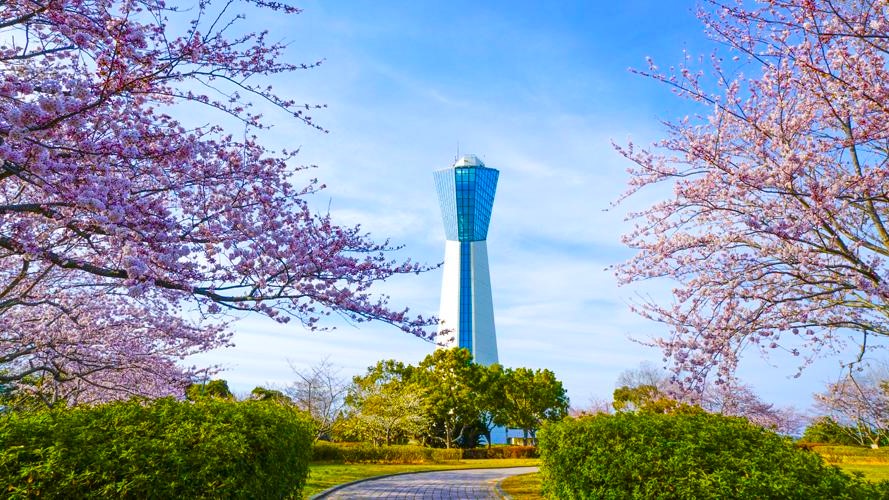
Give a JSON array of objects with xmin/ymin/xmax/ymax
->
[
  {"xmin": 494, "ymin": 477, "xmax": 513, "ymax": 500},
  {"xmin": 309, "ymin": 465, "xmax": 537, "ymax": 499},
  {"xmin": 309, "ymin": 470, "xmax": 423, "ymax": 499}
]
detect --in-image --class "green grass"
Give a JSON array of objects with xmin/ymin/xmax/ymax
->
[
  {"xmin": 303, "ymin": 458, "xmax": 540, "ymax": 498},
  {"xmin": 812, "ymin": 445, "xmax": 889, "ymax": 464},
  {"xmin": 837, "ymin": 463, "xmax": 889, "ymax": 482},
  {"xmin": 499, "ymin": 472, "xmax": 544, "ymax": 499},
  {"xmin": 810, "ymin": 445, "xmax": 889, "ymax": 483}
]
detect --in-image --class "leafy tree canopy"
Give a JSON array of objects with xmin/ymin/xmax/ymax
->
[{"xmin": 186, "ymin": 379, "xmax": 234, "ymax": 401}]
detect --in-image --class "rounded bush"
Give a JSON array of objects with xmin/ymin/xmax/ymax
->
[
  {"xmin": 0, "ymin": 398, "xmax": 315, "ymax": 499},
  {"xmin": 538, "ymin": 412, "xmax": 888, "ymax": 499}
]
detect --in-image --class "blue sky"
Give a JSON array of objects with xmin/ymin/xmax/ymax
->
[{"xmin": 190, "ymin": 1, "xmax": 870, "ymax": 412}]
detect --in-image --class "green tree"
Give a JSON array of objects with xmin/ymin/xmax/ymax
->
[
  {"xmin": 250, "ymin": 386, "xmax": 290, "ymax": 404},
  {"xmin": 612, "ymin": 384, "xmax": 685, "ymax": 414},
  {"xmin": 476, "ymin": 363, "xmax": 507, "ymax": 448},
  {"xmin": 185, "ymin": 379, "xmax": 234, "ymax": 401},
  {"xmin": 499, "ymin": 367, "xmax": 569, "ymax": 443},
  {"xmin": 416, "ymin": 348, "xmax": 483, "ymax": 449},
  {"xmin": 345, "ymin": 360, "xmax": 425, "ymax": 446},
  {"xmin": 341, "ymin": 351, "xmax": 568, "ymax": 449},
  {"xmin": 802, "ymin": 416, "xmax": 863, "ymax": 446},
  {"xmin": 610, "ymin": 362, "xmax": 685, "ymax": 414}
]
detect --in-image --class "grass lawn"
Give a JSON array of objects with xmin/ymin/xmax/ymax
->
[
  {"xmin": 836, "ymin": 463, "xmax": 889, "ymax": 483},
  {"xmin": 303, "ymin": 458, "xmax": 540, "ymax": 498},
  {"xmin": 499, "ymin": 472, "xmax": 544, "ymax": 499},
  {"xmin": 813, "ymin": 445, "xmax": 889, "ymax": 483}
]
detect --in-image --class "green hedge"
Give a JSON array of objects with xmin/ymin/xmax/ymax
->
[
  {"xmin": 538, "ymin": 413, "xmax": 889, "ymax": 499},
  {"xmin": 312, "ymin": 442, "xmax": 461, "ymax": 463},
  {"xmin": 461, "ymin": 445, "xmax": 538, "ymax": 459},
  {"xmin": 0, "ymin": 398, "xmax": 315, "ymax": 499}
]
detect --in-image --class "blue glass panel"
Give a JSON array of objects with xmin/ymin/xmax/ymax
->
[
  {"xmin": 471, "ymin": 168, "xmax": 498, "ymax": 240},
  {"xmin": 434, "ymin": 164, "xmax": 499, "ymax": 242},
  {"xmin": 455, "ymin": 167, "xmax": 476, "ymax": 241},
  {"xmin": 459, "ymin": 241, "xmax": 472, "ymax": 351},
  {"xmin": 433, "ymin": 169, "xmax": 458, "ymax": 240}
]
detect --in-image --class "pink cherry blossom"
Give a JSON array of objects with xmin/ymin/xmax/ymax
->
[
  {"xmin": 617, "ymin": 0, "xmax": 889, "ymax": 390},
  {"xmin": 0, "ymin": 1, "xmax": 433, "ymax": 404}
]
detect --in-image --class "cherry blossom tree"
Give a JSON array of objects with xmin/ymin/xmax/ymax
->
[
  {"xmin": 0, "ymin": 0, "xmax": 432, "ymax": 403},
  {"xmin": 611, "ymin": 364, "xmax": 801, "ymax": 433},
  {"xmin": 699, "ymin": 381, "xmax": 803, "ymax": 434},
  {"xmin": 816, "ymin": 364, "xmax": 889, "ymax": 448},
  {"xmin": 1, "ymin": 288, "xmax": 230, "ymax": 407},
  {"xmin": 568, "ymin": 397, "xmax": 613, "ymax": 417},
  {"xmin": 285, "ymin": 358, "xmax": 349, "ymax": 440},
  {"xmin": 617, "ymin": 0, "xmax": 889, "ymax": 388}
]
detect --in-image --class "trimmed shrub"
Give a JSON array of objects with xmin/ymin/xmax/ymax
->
[
  {"xmin": 311, "ymin": 442, "xmax": 461, "ymax": 463},
  {"xmin": 312, "ymin": 440, "xmax": 351, "ymax": 461},
  {"xmin": 538, "ymin": 412, "xmax": 889, "ymax": 499},
  {"xmin": 0, "ymin": 398, "xmax": 315, "ymax": 499},
  {"xmin": 462, "ymin": 445, "xmax": 538, "ymax": 459}
]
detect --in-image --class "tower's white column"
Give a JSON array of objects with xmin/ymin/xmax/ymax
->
[
  {"xmin": 471, "ymin": 240, "xmax": 498, "ymax": 365},
  {"xmin": 436, "ymin": 240, "xmax": 462, "ymax": 348}
]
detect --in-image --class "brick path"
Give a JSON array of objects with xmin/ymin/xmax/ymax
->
[{"xmin": 313, "ymin": 466, "xmax": 539, "ymax": 499}]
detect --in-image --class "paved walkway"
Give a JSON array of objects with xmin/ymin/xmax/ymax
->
[{"xmin": 314, "ymin": 466, "xmax": 539, "ymax": 499}]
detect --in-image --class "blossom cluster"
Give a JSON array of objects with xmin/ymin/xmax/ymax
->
[
  {"xmin": 617, "ymin": 0, "xmax": 889, "ymax": 388},
  {"xmin": 0, "ymin": 0, "xmax": 431, "ymax": 404}
]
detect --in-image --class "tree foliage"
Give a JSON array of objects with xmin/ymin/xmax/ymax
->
[
  {"xmin": 344, "ymin": 360, "xmax": 426, "ymax": 446},
  {"xmin": 498, "ymin": 366, "xmax": 568, "ymax": 442},
  {"xmin": 612, "ymin": 384, "xmax": 684, "ymax": 414},
  {"xmin": 699, "ymin": 381, "xmax": 803, "ymax": 435},
  {"xmin": 185, "ymin": 379, "xmax": 234, "ymax": 401},
  {"xmin": 616, "ymin": 0, "xmax": 889, "ymax": 386},
  {"xmin": 416, "ymin": 347, "xmax": 483, "ymax": 449},
  {"xmin": 801, "ymin": 416, "xmax": 865, "ymax": 446},
  {"xmin": 611, "ymin": 363, "xmax": 801, "ymax": 434},
  {"xmin": 250, "ymin": 386, "xmax": 290, "ymax": 404},
  {"xmin": 475, "ymin": 362, "xmax": 507, "ymax": 447},
  {"xmin": 343, "ymin": 349, "xmax": 568, "ymax": 448},
  {"xmin": 0, "ymin": 0, "xmax": 432, "ymax": 403},
  {"xmin": 611, "ymin": 363, "xmax": 690, "ymax": 414}
]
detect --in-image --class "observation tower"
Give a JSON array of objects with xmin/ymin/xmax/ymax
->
[{"xmin": 433, "ymin": 154, "xmax": 499, "ymax": 365}]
